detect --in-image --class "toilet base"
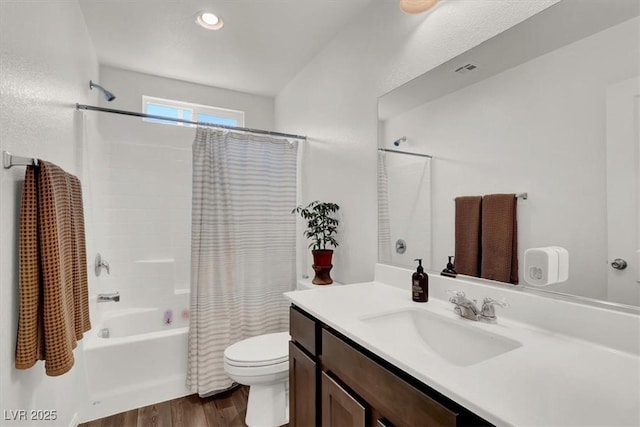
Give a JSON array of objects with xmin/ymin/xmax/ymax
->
[{"xmin": 245, "ymin": 380, "xmax": 289, "ymax": 427}]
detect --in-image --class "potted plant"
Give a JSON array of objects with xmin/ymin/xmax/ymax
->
[{"xmin": 292, "ymin": 200, "xmax": 340, "ymax": 284}]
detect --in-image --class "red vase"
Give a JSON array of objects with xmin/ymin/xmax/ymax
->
[{"xmin": 311, "ymin": 249, "xmax": 333, "ymax": 285}]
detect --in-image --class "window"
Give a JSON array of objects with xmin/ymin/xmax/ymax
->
[{"xmin": 142, "ymin": 96, "xmax": 245, "ymax": 128}]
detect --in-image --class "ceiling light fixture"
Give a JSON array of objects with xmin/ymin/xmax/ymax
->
[
  {"xmin": 195, "ymin": 11, "xmax": 224, "ymax": 30},
  {"xmin": 399, "ymin": 0, "xmax": 440, "ymax": 14}
]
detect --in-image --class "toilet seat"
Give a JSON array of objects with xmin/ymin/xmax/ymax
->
[{"xmin": 224, "ymin": 332, "xmax": 290, "ymax": 367}]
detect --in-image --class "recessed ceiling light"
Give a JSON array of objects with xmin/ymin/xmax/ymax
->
[
  {"xmin": 399, "ymin": 0, "xmax": 440, "ymax": 15},
  {"xmin": 195, "ymin": 11, "xmax": 224, "ymax": 30}
]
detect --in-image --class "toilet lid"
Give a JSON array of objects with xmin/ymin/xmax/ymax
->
[{"xmin": 224, "ymin": 332, "xmax": 290, "ymax": 367}]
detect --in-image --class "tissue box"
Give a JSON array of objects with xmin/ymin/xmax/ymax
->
[{"xmin": 524, "ymin": 246, "xmax": 569, "ymax": 286}]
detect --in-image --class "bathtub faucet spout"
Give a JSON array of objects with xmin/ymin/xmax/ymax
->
[{"xmin": 97, "ymin": 292, "xmax": 120, "ymax": 303}]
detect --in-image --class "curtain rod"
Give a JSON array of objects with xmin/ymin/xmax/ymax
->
[
  {"xmin": 75, "ymin": 103, "xmax": 307, "ymax": 140},
  {"xmin": 378, "ymin": 148, "xmax": 433, "ymax": 159}
]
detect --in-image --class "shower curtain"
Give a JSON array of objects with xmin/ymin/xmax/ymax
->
[{"xmin": 187, "ymin": 127, "xmax": 298, "ymax": 395}]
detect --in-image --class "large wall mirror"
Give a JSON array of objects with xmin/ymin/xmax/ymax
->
[{"xmin": 378, "ymin": 0, "xmax": 639, "ymax": 308}]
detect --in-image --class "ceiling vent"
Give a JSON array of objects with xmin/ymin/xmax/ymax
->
[{"xmin": 454, "ymin": 64, "xmax": 477, "ymax": 74}]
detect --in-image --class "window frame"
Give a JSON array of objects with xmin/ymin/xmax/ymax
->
[{"xmin": 142, "ymin": 95, "xmax": 245, "ymax": 128}]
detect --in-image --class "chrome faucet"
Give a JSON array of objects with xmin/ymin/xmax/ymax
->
[
  {"xmin": 479, "ymin": 297, "xmax": 508, "ymax": 323},
  {"xmin": 448, "ymin": 291, "xmax": 480, "ymax": 321},
  {"xmin": 97, "ymin": 292, "xmax": 120, "ymax": 303},
  {"xmin": 448, "ymin": 291, "xmax": 507, "ymax": 323}
]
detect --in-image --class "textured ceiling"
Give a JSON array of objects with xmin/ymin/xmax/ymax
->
[{"xmin": 78, "ymin": 0, "xmax": 374, "ymax": 97}]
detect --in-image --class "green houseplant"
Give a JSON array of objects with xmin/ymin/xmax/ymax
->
[{"xmin": 292, "ymin": 201, "xmax": 340, "ymax": 284}]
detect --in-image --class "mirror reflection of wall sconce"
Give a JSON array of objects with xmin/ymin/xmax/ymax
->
[{"xmin": 399, "ymin": 0, "xmax": 440, "ymax": 14}]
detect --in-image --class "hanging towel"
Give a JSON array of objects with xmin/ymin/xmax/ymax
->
[
  {"xmin": 454, "ymin": 196, "xmax": 482, "ymax": 277},
  {"xmin": 15, "ymin": 161, "xmax": 91, "ymax": 376},
  {"xmin": 481, "ymin": 194, "xmax": 518, "ymax": 284}
]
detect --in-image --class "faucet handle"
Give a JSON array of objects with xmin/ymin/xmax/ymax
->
[
  {"xmin": 446, "ymin": 290, "xmax": 466, "ymax": 299},
  {"xmin": 479, "ymin": 297, "xmax": 508, "ymax": 323}
]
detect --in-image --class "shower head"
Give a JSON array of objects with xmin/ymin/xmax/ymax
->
[
  {"xmin": 89, "ymin": 80, "xmax": 116, "ymax": 102},
  {"xmin": 393, "ymin": 136, "xmax": 407, "ymax": 147}
]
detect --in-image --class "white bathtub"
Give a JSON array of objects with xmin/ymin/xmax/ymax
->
[{"xmin": 80, "ymin": 292, "xmax": 192, "ymax": 422}]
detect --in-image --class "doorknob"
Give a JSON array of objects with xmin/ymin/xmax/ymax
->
[{"xmin": 611, "ymin": 258, "xmax": 628, "ymax": 270}]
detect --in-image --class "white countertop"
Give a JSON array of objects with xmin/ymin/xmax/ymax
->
[{"xmin": 285, "ymin": 281, "xmax": 640, "ymax": 427}]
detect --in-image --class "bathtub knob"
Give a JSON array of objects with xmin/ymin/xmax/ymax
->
[{"xmin": 95, "ymin": 253, "xmax": 110, "ymax": 276}]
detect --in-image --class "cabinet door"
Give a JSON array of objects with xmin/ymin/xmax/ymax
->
[
  {"xmin": 290, "ymin": 342, "xmax": 317, "ymax": 427},
  {"xmin": 321, "ymin": 372, "xmax": 366, "ymax": 427}
]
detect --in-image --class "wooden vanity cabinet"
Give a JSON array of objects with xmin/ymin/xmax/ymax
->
[
  {"xmin": 289, "ymin": 305, "xmax": 491, "ymax": 427},
  {"xmin": 290, "ymin": 305, "xmax": 320, "ymax": 426}
]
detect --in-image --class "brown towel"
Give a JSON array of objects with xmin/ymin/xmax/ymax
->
[
  {"xmin": 480, "ymin": 194, "xmax": 518, "ymax": 284},
  {"xmin": 454, "ymin": 196, "xmax": 482, "ymax": 277},
  {"xmin": 16, "ymin": 161, "xmax": 91, "ymax": 376}
]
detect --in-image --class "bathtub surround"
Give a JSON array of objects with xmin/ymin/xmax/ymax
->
[
  {"xmin": 79, "ymin": 63, "xmax": 279, "ymax": 422},
  {"xmin": 187, "ymin": 128, "xmax": 297, "ymax": 396}
]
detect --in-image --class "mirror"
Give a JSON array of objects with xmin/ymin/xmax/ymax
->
[{"xmin": 378, "ymin": 0, "xmax": 640, "ymax": 308}]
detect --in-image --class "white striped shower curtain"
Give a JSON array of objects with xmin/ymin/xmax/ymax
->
[{"xmin": 187, "ymin": 128, "xmax": 298, "ymax": 396}]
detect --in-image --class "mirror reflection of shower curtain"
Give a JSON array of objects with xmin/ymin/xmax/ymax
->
[
  {"xmin": 187, "ymin": 128, "xmax": 298, "ymax": 396},
  {"xmin": 378, "ymin": 150, "xmax": 432, "ymax": 268},
  {"xmin": 378, "ymin": 152, "xmax": 392, "ymax": 262}
]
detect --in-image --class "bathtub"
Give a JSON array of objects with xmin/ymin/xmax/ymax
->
[{"xmin": 80, "ymin": 291, "xmax": 192, "ymax": 422}]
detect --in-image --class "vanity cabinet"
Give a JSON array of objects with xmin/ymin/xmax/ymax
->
[
  {"xmin": 289, "ymin": 305, "xmax": 320, "ymax": 426},
  {"xmin": 289, "ymin": 305, "xmax": 492, "ymax": 427}
]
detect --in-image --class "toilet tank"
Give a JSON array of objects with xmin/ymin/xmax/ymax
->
[{"xmin": 297, "ymin": 278, "xmax": 342, "ymax": 291}]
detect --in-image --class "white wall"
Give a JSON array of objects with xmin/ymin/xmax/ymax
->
[
  {"xmin": 276, "ymin": 0, "xmax": 560, "ymax": 284},
  {"xmin": 382, "ymin": 17, "xmax": 639, "ymax": 301},
  {"xmin": 90, "ymin": 66, "xmax": 275, "ymax": 309},
  {"xmin": 0, "ymin": 1, "xmax": 100, "ymax": 426}
]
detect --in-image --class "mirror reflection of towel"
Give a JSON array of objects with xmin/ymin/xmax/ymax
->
[
  {"xmin": 481, "ymin": 194, "xmax": 518, "ymax": 284},
  {"xmin": 15, "ymin": 160, "xmax": 91, "ymax": 376},
  {"xmin": 454, "ymin": 196, "xmax": 482, "ymax": 277}
]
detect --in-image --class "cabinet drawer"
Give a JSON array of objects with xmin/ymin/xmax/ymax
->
[
  {"xmin": 290, "ymin": 305, "xmax": 317, "ymax": 355},
  {"xmin": 322, "ymin": 329, "xmax": 458, "ymax": 427}
]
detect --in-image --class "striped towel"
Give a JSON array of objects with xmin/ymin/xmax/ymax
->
[{"xmin": 15, "ymin": 160, "xmax": 91, "ymax": 376}]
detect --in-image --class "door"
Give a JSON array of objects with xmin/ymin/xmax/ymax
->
[{"xmin": 606, "ymin": 76, "xmax": 640, "ymax": 305}]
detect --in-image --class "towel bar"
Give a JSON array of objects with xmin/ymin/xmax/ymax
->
[
  {"xmin": 453, "ymin": 193, "xmax": 528, "ymax": 201},
  {"xmin": 3, "ymin": 151, "xmax": 38, "ymax": 169}
]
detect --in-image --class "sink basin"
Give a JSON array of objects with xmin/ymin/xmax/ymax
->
[{"xmin": 360, "ymin": 308, "xmax": 522, "ymax": 366}]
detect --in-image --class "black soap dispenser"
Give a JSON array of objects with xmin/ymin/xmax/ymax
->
[
  {"xmin": 412, "ymin": 259, "xmax": 428, "ymax": 302},
  {"xmin": 441, "ymin": 256, "xmax": 457, "ymax": 278}
]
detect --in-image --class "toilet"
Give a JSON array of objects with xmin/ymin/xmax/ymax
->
[
  {"xmin": 223, "ymin": 279, "xmax": 341, "ymax": 427},
  {"xmin": 224, "ymin": 332, "xmax": 290, "ymax": 427}
]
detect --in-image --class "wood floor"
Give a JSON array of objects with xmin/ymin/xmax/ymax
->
[{"xmin": 79, "ymin": 386, "xmax": 255, "ymax": 427}]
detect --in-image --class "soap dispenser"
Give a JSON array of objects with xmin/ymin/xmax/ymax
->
[
  {"xmin": 441, "ymin": 256, "xmax": 457, "ymax": 278},
  {"xmin": 412, "ymin": 259, "xmax": 428, "ymax": 302}
]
